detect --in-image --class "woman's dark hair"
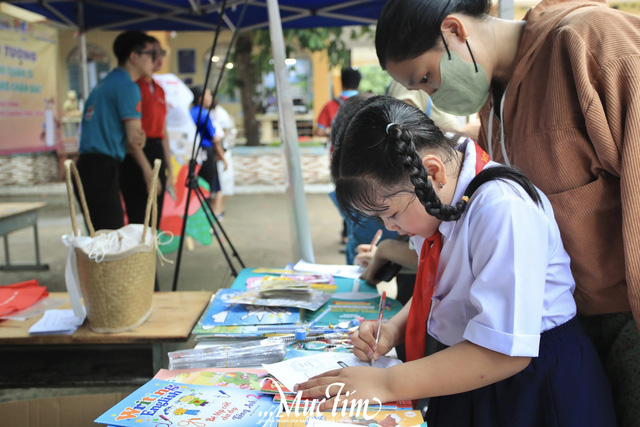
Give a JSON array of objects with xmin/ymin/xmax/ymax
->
[
  {"xmin": 334, "ymin": 95, "xmax": 541, "ymax": 223},
  {"xmin": 376, "ymin": 0, "xmax": 491, "ymax": 69},
  {"xmin": 190, "ymin": 85, "xmax": 204, "ymax": 106}
]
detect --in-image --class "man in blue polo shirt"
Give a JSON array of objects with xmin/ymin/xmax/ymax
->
[{"xmin": 76, "ymin": 30, "xmax": 156, "ymax": 230}]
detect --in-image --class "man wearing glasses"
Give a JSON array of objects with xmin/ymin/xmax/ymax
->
[
  {"xmin": 120, "ymin": 37, "xmax": 174, "ymax": 232},
  {"xmin": 75, "ymin": 30, "xmax": 156, "ymax": 231}
]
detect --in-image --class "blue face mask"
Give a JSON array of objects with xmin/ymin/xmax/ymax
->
[{"xmin": 430, "ymin": 34, "xmax": 490, "ymax": 116}]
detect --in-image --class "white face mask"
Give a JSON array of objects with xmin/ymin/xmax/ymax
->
[{"xmin": 430, "ymin": 35, "xmax": 490, "ymax": 117}]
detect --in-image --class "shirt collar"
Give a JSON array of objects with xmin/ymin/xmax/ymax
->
[
  {"xmin": 113, "ymin": 67, "xmax": 132, "ymax": 81},
  {"xmin": 438, "ymin": 138, "xmax": 478, "ymax": 239},
  {"xmin": 340, "ymin": 90, "xmax": 358, "ymax": 98}
]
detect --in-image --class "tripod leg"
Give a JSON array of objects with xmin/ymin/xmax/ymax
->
[
  {"xmin": 198, "ymin": 191, "xmax": 245, "ymax": 268},
  {"xmin": 193, "ymin": 185, "xmax": 239, "ymax": 277},
  {"xmin": 171, "ymin": 179, "xmax": 195, "ymax": 292}
]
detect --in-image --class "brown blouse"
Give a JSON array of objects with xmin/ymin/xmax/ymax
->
[{"xmin": 477, "ymin": 0, "xmax": 640, "ymax": 329}]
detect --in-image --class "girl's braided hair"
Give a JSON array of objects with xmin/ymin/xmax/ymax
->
[
  {"xmin": 386, "ymin": 122, "xmax": 468, "ymax": 220},
  {"xmin": 333, "ymin": 95, "xmax": 541, "ymax": 223}
]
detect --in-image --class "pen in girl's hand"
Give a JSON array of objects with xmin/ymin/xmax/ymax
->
[
  {"xmin": 368, "ymin": 229, "xmax": 383, "ymax": 251},
  {"xmin": 371, "ymin": 291, "xmax": 386, "ymax": 367}
]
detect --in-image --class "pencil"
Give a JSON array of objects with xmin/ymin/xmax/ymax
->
[{"xmin": 371, "ymin": 291, "xmax": 386, "ymax": 367}]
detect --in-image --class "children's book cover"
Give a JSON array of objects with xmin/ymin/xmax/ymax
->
[
  {"xmin": 272, "ymin": 393, "xmax": 412, "ymax": 411},
  {"xmin": 154, "ymin": 368, "xmax": 293, "ymax": 395},
  {"xmin": 226, "ymin": 288, "xmax": 332, "ymax": 311},
  {"xmin": 193, "ymin": 323, "xmax": 266, "ymax": 338},
  {"xmin": 277, "ymin": 409, "xmax": 425, "ymax": 426},
  {"xmin": 194, "ymin": 324, "xmax": 301, "ymax": 339},
  {"xmin": 246, "ymin": 275, "xmax": 337, "ymax": 293},
  {"xmin": 95, "ymin": 379, "xmax": 281, "ymax": 426},
  {"xmin": 202, "ymin": 289, "xmax": 300, "ymax": 328},
  {"xmin": 304, "ymin": 297, "xmax": 403, "ymax": 327}
]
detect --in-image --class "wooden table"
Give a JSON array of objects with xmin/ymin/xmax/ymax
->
[
  {"xmin": 0, "ymin": 291, "xmax": 212, "ymax": 387},
  {"xmin": 0, "ymin": 202, "xmax": 49, "ymax": 271}
]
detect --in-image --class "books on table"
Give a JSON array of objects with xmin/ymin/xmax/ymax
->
[
  {"xmin": 96, "ymin": 377, "xmax": 424, "ymax": 427},
  {"xmin": 201, "ymin": 289, "xmax": 301, "ymax": 328}
]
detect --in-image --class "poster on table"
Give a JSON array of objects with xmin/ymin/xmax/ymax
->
[{"xmin": 0, "ymin": 13, "xmax": 58, "ymax": 155}]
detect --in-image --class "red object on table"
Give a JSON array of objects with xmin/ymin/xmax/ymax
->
[{"xmin": 0, "ymin": 279, "xmax": 48, "ymax": 317}]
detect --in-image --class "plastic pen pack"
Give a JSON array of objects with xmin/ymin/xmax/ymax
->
[{"xmin": 167, "ymin": 337, "xmax": 287, "ymax": 370}]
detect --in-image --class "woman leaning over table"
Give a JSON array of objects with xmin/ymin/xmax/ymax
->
[{"xmin": 375, "ymin": 0, "xmax": 640, "ymax": 425}]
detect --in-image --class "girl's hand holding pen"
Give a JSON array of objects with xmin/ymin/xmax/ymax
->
[
  {"xmin": 356, "ymin": 229, "xmax": 386, "ymax": 284},
  {"xmin": 293, "ymin": 366, "xmax": 391, "ymax": 412},
  {"xmin": 350, "ymin": 320, "xmax": 399, "ymax": 364},
  {"xmin": 354, "ymin": 243, "xmax": 377, "ymax": 268},
  {"xmin": 356, "ymin": 229, "xmax": 383, "ymax": 269},
  {"xmin": 355, "ymin": 246, "xmax": 391, "ymax": 285}
]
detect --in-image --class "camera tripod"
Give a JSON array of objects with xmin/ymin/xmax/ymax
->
[{"xmin": 171, "ymin": 0, "xmax": 249, "ymax": 291}]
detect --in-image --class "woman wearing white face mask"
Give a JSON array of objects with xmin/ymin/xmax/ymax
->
[{"xmin": 377, "ymin": 0, "xmax": 640, "ymax": 425}]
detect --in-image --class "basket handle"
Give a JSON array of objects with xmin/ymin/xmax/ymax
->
[
  {"xmin": 141, "ymin": 159, "xmax": 162, "ymax": 244},
  {"xmin": 64, "ymin": 159, "xmax": 96, "ymax": 237}
]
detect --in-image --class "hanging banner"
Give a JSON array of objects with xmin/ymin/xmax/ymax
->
[{"xmin": 0, "ymin": 13, "xmax": 58, "ymax": 155}]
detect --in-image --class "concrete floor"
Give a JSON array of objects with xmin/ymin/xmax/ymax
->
[
  {"xmin": 0, "ymin": 190, "xmax": 348, "ymax": 293},
  {"xmin": 0, "ymin": 188, "xmax": 354, "ymax": 402}
]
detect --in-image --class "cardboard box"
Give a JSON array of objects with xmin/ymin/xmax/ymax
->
[{"xmin": 0, "ymin": 392, "xmax": 130, "ymax": 427}]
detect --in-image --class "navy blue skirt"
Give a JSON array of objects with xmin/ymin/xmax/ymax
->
[{"xmin": 425, "ymin": 317, "xmax": 617, "ymax": 427}]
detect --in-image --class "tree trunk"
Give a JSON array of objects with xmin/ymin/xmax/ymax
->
[{"xmin": 235, "ymin": 32, "xmax": 260, "ymax": 146}]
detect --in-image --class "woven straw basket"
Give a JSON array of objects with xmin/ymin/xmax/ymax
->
[{"xmin": 64, "ymin": 159, "xmax": 161, "ymax": 333}]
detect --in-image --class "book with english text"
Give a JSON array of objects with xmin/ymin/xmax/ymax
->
[{"xmin": 94, "ymin": 379, "xmax": 280, "ymax": 426}]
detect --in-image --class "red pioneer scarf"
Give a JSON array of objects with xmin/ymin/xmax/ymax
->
[{"xmin": 404, "ymin": 141, "xmax": 491, "ymax": 362}]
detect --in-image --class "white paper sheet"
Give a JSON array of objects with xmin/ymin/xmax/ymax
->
[
  {"xmin": 293, "ymin": 260, "xmax": 364, "ymax": 279},
  {"xmin": 28, "ymin": 309, "xmax": 84, "ymax": 335},
  {"xmin": 263, "ymin": 352, "xmax": 402, "ymax": 392}
]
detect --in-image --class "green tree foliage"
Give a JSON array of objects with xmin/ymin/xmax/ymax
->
[
  {"xmin": 221, "ymin": 27, "xmax": 372, "ymax": 146},
  {"xmin": 358, "ymin": 65, "xmax": 393, "ymax": 95}
]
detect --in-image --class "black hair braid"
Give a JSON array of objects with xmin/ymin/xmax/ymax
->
[{"xmin": 388, "ymin": 124, "xmax": 467, "ymax": 221}]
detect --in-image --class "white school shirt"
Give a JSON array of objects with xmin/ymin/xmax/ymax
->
[{"xmin": 410, "ymin": 139, "xmax": 576, "ymax": 357}]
